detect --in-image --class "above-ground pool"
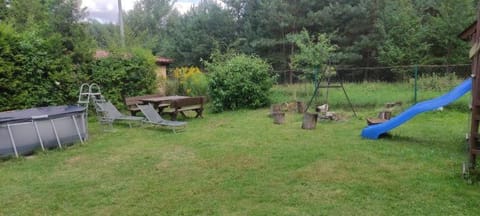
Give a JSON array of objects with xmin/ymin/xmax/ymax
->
[{"xmin": 0, "ymin": 105, "xmax": 87, "ymax": 157}]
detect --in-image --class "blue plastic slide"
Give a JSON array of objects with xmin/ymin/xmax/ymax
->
[{"xmin": 361, "ymin": 78, "xmax": 472, "ymax": 139}]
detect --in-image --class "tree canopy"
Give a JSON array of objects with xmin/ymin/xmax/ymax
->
[
  {"xmin": 1, "ymin": 0, "xmax": 477, "ymax": 78},
  {"xmin": 104, "ymin": 0, "xmax": 475, "ymax": 70}
]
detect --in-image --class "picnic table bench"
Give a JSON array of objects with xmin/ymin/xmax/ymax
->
[
  {"xmin": 125, "ymin": 94, "xmax": 165, "ymax": 116},
  {"xmin": 162, "ymin": 96, "xmax": 205, "ymax": 120}
]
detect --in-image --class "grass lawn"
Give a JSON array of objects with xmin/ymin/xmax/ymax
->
[{"xmin": 1, "ymin": 81, "xmax": 479, "ymax": 215}]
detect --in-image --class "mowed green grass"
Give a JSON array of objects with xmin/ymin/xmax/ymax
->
[
  {"xmin": 271, "ymin": 79, "xmax": 470, "ymax": 111},
  {"xmin": 0, "ymin": 78, "xmax": 478, "ymax": 215},
  {"xmin": 0, "ymin": 104, "xmax": 479, "ymax": 215}
]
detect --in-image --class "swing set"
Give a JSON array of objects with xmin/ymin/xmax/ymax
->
[{"xmin": 304, "ymin": 64, "xmax": 357, "ymax": 118}]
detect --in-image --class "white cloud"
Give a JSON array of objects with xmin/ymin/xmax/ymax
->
[
  {"xmin": 174, "ymin": 2, "xmax": 194, "ymax": 14},
  {"xmin": 82, "ymin": 0, "xmax": 210, "ymax": 23}
]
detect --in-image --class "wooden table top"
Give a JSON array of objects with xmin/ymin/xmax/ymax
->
[{"xmin": 139, "ymin": 95, "xmax": 189, "ymax": 103}]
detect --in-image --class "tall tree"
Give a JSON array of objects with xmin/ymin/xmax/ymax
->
[
  {"xmin": 0, "ymin": 0, "xmax": 8, "ymax": 21},
  {"xmin": 377, "ymin": 0, "xmax": 430, "ymax": 66},
  {"xmin": 124, "ymin": 0, "xmax": 176, "ymax": 53},
  {"xmin": 167, "ymin": 0, "xmax": 236, "ymax": 66},
  {"xmin": 425, "ymin": 0, "xmax": 475, "ymax": 64}
]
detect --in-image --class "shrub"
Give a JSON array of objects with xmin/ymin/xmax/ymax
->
[
  {"xmin": 87, "ymin": 48, "xmax": 157, "ymax": 107},
  {"xmin": 165, "ymin": 79, "xmax": 180, "ymax": 96},
  {"xmin": 0, "ymin": 24, "xmax": 83, "ymax": 111},
  {"xmin": 0, "ymin": 23, "xmax": 156, "ymax": 112},
  {"xmin": 205, "ymin": 53, "xmax": 276, "ymax": 112},
  {"xmin": 171, "ymin": 66, "xmax": 208, "ymax": 96},
  {"xmin": 416, "ymin": 72, "xmax": 460, "ymax": 91}
]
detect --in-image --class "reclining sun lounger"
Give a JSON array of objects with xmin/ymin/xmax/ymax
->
[
  {"xmin": 95, "ymin": 101, "xmax": 144, "ymax": 129},
  {"xmin": 137, "ymin": 103, "xmax": 187, "ymax": 133}
]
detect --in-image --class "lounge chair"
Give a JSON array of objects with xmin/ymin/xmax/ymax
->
[
  {"xmin": 137, "ymin": 103, "xmax": 187, "ymax": 133},
  {"xmin": 95, "ymin": 101, "xmax": 144, "ymax": 129}
]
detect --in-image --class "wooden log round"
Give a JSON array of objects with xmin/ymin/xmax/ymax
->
[
  {"xmin": 301, "ymin": 112, "xmax": 318, "ymax": 130},
  {"xmin": 296, "ymin": 101, "xmax": 306, "ymax": 113},
  {"xmin": 272, "ymin": 112, "xmax": 285, "ymax": 124},
  {"xmin": 271, "ymin": 104, "xmax": 282, "ymax": 113}
]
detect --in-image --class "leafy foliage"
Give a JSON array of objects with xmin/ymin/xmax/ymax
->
[
  {"xmin": 417, "ymin": 72, "xmax": 460, "ymax": 91},
  {"xmin": 119, "ymin": 0, "xmax": 475, "ymax": 71},
  {"xmin": 377, "ymin": 0, "xmax": 430, "ymax": 65},
  {"xmin": 205, "ymin": 53, "xmax": 276, "ymax": 112},
  {"xmin": 166, "ymin": 0, "xmax": 236, "ymax": 67},
  {"xmin": 0, "ymin": 0, "xmax": 158, "ymax": 111},
  {"xmin": 287, "ymin": 29, "xmax": 337, "ymax": 71},
  {"xmin": 87, "ymin": 49, "xmax": 157, "ymax": 106},
  {"xmin": 171, "ymin": 66, "xmax": 208, "ymax": 96},
  {"xmin": 0, "ymin": 23, "xmax": 82, "ymax": 111}
]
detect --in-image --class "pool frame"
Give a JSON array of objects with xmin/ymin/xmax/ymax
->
[{"xmin": 0, "ymin": 106, "xmax": 87, "ymax": 158}]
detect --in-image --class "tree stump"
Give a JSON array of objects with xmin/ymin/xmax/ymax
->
[
  {"xmin": 272, "ymin": 112, "xmax": 285, "ymax": 124},
  {"xmin": 271, "ymin": 104, "xmax": 282, "ymax": 113},
  {"xmin": 301, "ymin": 112, "xmax": 318, "ymax": 129},
  {"xmin": 296, "ymin": 101, "xmax": 306, "ymax": 113}
]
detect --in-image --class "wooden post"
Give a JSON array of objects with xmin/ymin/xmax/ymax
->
[{"xmin": 468, "ymin": 4, "xmax": 480, "ymax": 172}]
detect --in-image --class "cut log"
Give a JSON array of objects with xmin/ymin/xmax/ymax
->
[
  {"xmin": 296, "ymin": 101, "xmax": 306, "ymax": 113},
  {"xmin": 302, "ymin": 112, "xmax": 318, "ymax": 130},
  {"xmin": 272, "ymin": 112, "xmax": 285, "ymax": 124},
  {"xmin": 271, "ymin": 104, "xmax": 282, "ymax": 113}
]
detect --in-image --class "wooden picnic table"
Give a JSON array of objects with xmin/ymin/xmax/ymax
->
[
  {"xmin": 139, "ymin": 95, "xmax": 205, "ymax": 120},
  {"xmin": 140, "ymin": 96, "xmax": 190, "ymax": 112}
]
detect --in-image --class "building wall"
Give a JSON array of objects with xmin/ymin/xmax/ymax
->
[{"xmin": 155, "ymin": 65, "xmax": 167, "ymax": 95}]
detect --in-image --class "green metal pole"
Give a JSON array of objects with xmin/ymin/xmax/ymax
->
[
  {"xmin": 306, "ymin": 66, "xmax": 320, "ymax": 111},
  {"xmin": 414, "ymin": 65, "xmax": 418, "ymax": 104}
]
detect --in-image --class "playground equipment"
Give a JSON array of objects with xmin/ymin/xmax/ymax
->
[
  {"xmin": 361, "ymin": 78, "xmax": 472, "ymax": 139},
  {"xmin": 461, "ymin": 13, "xmax": 480, "ymax": 174},
  {"xmin": 305, "ymin": 66, "xmax": 357, "ymax": 117}
]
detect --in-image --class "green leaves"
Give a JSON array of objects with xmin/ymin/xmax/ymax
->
[
  {"xmin": 287, "ymin": 29, "xmax": 336, "ymax": 73},
  {"xmin": 87, "ymin": 50, "xmax": 157, "ymax": 107},
  {"xmin": 206, "ymin": 53, "xmax": 276, "ymax": 112},
  {"xmin": 0, "ymin": 23, "xmax": 77, "ymax": 111}
]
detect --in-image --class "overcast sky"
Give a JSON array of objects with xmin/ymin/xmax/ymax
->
[{"xmin": 81, "ymin": 0, "xmax": 200, "ymax": 23}]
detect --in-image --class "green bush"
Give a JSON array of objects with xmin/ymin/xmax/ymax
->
[
  {"xmin": 0, "ymin": 4, "xmax": 157, "ymax": 112},
  {"xmin": 171, "ymin": 66, "xmax": 208, "ymax": 96},
  {"xmin": 205, "ymin": 53, "xmax": 276, "ymax": 112},
  {"xmin": 184, "ymin": 72, "xmax": 208, "ymax": 96},
  {"xmin": 416, "ymin": 72, "xmax": 460, "ymax": 92},
  {"xmin": 0, "ymin": 24, "xmax": 83, "ymax": 111},
  {"xmin": 165, "ymin": 79, "xmax": 179, "ymax": 96},
  {"xmin": 87, "ymin": 48, "xmax": 157, "ymax": 107},
  {"xmin": 0, "ymin": 22, "xmax": 156, "ymax": 111}
]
